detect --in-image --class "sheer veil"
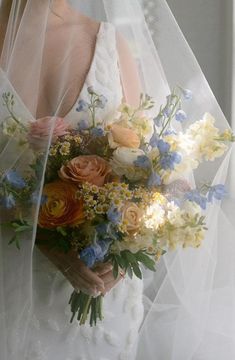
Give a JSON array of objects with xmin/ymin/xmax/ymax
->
[{"xmin": 0, "ymin": 1, "xmax": 235, "ymax": 359}]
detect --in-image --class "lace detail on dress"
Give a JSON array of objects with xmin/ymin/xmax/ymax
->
[{"xmin": 65, "ymin": 22, "xmax": 123, "ymax": 126}]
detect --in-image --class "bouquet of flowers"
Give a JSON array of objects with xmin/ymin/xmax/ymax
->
[{"xmin": 1, "ymin": 87, "xmax": 234, "ymax": 326}]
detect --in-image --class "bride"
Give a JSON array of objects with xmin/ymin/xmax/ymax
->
[{"xmin": 1, "ymin": 1, "xmax": 235, "ymax": 360}]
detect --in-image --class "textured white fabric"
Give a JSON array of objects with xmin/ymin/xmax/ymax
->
[{"xmin": 25, "ymin": 22, "xmax": 144, "ymax": 360}]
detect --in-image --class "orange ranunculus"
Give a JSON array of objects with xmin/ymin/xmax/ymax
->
[
  {"xmin": 58, "ymin": 155, "xmax": 112, "ymax": 187},
  {"xmin": 38, "ymin": 180, "xmax": 85, "ymax": 229}
]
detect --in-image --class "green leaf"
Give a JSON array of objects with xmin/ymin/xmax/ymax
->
[
  {"xmin": 127, "ymin": 266, "xmax": 133, "ymax": 279},
  {"xmin": 131, "ymin": 262, "xmax": 142, "ymax": 279},
  {"xmin": 15, "ymin": 225, "xmax": 32, "ymax": 233},
  {"xmin": 135, "ymin": 252, "xmax": 156, "ymax": 272},
  {"xmin": 57, "ymin": 226, "xmax": 67, "ymax": 237},
  {"xmin": 122, "ymin": 250, "xmax": 137, "ymax": 264},
  {"xmin": 114, "ymin": 254, "xmax": 125, "ymax": 270},
  {"xmin": 113, "ymin": 259, "xmax": 119, "ymax": 279}
]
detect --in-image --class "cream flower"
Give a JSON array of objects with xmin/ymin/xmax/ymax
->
[
  {"xmin": 186, "ymin": 113, "xmax": 228, "ymax": 162},
  {"xmin": 110, "ymin": 147, "xmax": 147, "ymax": 181},
  {"xmin": 121, "ymin": 202, "xmax": 143, "ymax": 234}
]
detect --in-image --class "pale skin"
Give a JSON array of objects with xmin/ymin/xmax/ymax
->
[{"xmin": 1, "ymin": 0, "xmax": 142, "ymax": 297}]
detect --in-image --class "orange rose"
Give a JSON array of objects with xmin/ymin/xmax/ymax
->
[
  {"xmin": 38, "ymin": 181, "xmax": 84, "ymax": 228},
  {"xmin": 108, "ymin": 123, "xmax": 140, "ymax": 149},
  {"xmin": 58, "ymin": 155, "xmax": 112, "ymax": 187}
]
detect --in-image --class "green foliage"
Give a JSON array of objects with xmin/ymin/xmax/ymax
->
[
  {"xmin": 2, "ymin": 219, "xmax": 33, "ymax": 249},
  {"xmin": 106, "ymin": 250, "xmax": 156, "ymax": 281}
]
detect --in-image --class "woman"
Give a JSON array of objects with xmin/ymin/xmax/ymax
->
[{"xmin": 1, "ymin": 1, "xmax": 235, "ymax": 360}]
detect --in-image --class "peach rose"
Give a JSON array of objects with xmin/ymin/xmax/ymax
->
[
  {"xmin": 59, "ymin": 155, "xmax": 112, "ymax": 187},
  {"xmin": 38, "ymin": 180, "xmax": 84, "ymax": 228},
  {"xmin": 121, "ymin": 202, "xmax": 143, "ymax": 234},
  {"xmin": 29, "ymin": 117, "xmax": 70, "ymax": 150},
  {"xmin": 108, "ymin": 123, "xmax": 140, "ymax": 149}
]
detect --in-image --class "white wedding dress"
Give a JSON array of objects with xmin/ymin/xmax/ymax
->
[{"xmin": 27, "ymin": 22, "xmax": 144, "ymax": 360}]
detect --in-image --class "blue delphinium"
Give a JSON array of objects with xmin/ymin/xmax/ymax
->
[
  {"xmin": 5, "ymin": 170, "xmax": 26, "ymax": 189},
  {"xmin": 107, "ymin": 205, "xmax": 122, "ymax": 225},
  {"xmin": 207, "ymin": 184, "xmax": 227, "ymax": 203},
  {"xmin": 96, "ymin": 95, "xmax": 108, "ymax": 109},
  {"xmin": 153, "ymin": 114, "xmax": 163, "ymax": 127},
  {"xmin": 157, "ymin": 139, "xmax": 171, "ymax": 154},
  {"xmin": 77, "ymin": 119, "xmax": 90, "ymax": 131},
  {"xmin": 163, "ymin": 106, "xmax": 173, "ymax": 117},
  {"xmin": 149, "ymin": 132, "xmax": 159, "ymax": 148},
  {"xmin": 162, "ymin": 129, "xmax": 177, "ymax": 136},
  {"xmin": 80, "ymin": 240, "xmax": 111, "ymax": 268},
  {"xmin": 80, "ymin": 247, "xmax": 97, "ymax": 268},
  {"xmin": 134, "ymin": 155, "xmax": 151, "ymax": 169},
  {"xmin": 147, "ymin": 172, "xmax": 162, "ymax": 188},
  {"xmin": 180, "ymin": 88, "xmax": 193, "ymax": 101},
  {"xmin": 175, "ymin": 110, "xmax": 187, "ymax": 123},
  {"xmin": 185, "ymin": 190, "xmax": 207, "ymax": 210},
  {"xmin": 76, "ymin": 99, "xmax": 89, "ymax": 112},
  {"xmin": 2, "ymin": 193, "xmax": 16, "ymax": 209},
  {"xmin": 31, "ymin": 191, "xmax": 47, "ymax": 206},
  {"xmin": 91, "ymin": 127, "xmax": 105, "ymax": 137},
  {"xmin": 160, "ymin": 152, "xmax": 181, "ymax": 170}
]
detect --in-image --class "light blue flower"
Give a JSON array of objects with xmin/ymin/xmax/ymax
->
[
  {"xmin": 157, "ymin": 139, "xmax": 171, "ymax": 154},
  {"xmin": 96, "ymin": 95, "xmax": 108, "ymax": 109},
  {"xmin": 207, "ymin": 184, "xmax": 227, "ymax": 202},
  {"xmin": 80, "ymin": 240, "xmax": 111, "ymax": 268},
  {"xmin": 163, "ymin": 106, "xmax": 173, "ymax": 117},
  {"xmin": 31, "ymin": 191, "xmax": 47, "ymax": 206},
  {"xmin": 91, "ymin": 127, "xmax": 105, "ymax": 137},
  {"xmin": 80, "ymin": 247, "xmax": 97, "ymax": 268},
  {"xmin": 160, "ymin": 151, "xmax": 181, "ymax": 170},
  {"xmin": 134, "ymin": 155, "xmax": 151, "ymax": 169},
  {"xmin": 163, "ymin": 129, "xmax": 177, "ymax": 136},
  {"xmin": 147, "ymin": 172, "xmax": 162, "ymax": 188},
  {"xmin": 76, "ymin": 99, "xmax": 89, "ymax": 112},
  {"xmin": 149, "ymin": 133, "xmax": 159, "ymax": 148},
  {"xmin": 5, "ymin": 170, "xmax": 26, "ymax": 189},
  {"xmin": 107, "ymin": 205, "xmax": 122, "ymax": 225},
  {"xmin": 185, "ymin": 190, "xmax": 207, "ymax": 210},
  {"xmin": 97, "ymin": 239, "xmax": 111, "ymax": 258},
  {"xmin": 3, "ymin": 193, "xmax": 16, "ymax": 209},
  {"xmin": 153, "ymin": 114, "xmax": 163, "ymax": 127},
  {"xmin": 96, "ymin": 223, "xmax": 109, "ymax": 235},
  {"xmin": 181, "ymin": 88, "xmax": 193, "ymax": 100},
  {"xmin": 175, "ymin": 110, "xmax": 187, "ymax": 122},
  {"xmin": 77, "ymin": 119, "xmax": 90, "ymax": 131}
]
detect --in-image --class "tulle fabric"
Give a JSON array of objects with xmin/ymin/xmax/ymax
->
[{"xmin": 0, "ymin": 0, "xmax": 234, "ymax": 359}]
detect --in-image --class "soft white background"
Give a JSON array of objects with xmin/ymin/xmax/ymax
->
[{"xmin": 166, "ymin": 0, "xmax": 233, "ymax": 124}]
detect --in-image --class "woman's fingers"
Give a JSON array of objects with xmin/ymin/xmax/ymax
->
[
  {"xmin": 75, "ymin": 260, "xmax": 105, "ymax": 291},
  {"xmin": 93, "ymin": 262, "xmax": 113, "ymax": 276}
]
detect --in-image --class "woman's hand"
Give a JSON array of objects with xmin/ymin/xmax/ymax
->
[
  {"xmin": 37, "ymin": 245, "xmax": 124, "ymax": 296},
  {"xmin": 37, "ymin": 245, "xmax": 105, "ymax": 296},
  {"xmin": 93, "ymin": 262, "xmax": 125, "ymax": 296}
]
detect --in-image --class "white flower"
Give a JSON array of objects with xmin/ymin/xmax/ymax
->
[
  {"xmin": 183, "ymin": 200, "xmax": 201, "ymax": 217},
  {"xmin": 110, "ymin": 147, "xmax": 147, "ymax": 181},
  {"xmin": 144, "ymin": 203, "xmax": 165, "ymax": 230},
  {"xmin": 166, "ymin": 202, "xmax": 185, "ymax": 227},
  {"xmin": 186, "ymin": 113, "xmax": 228, "ymax": 162}
]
